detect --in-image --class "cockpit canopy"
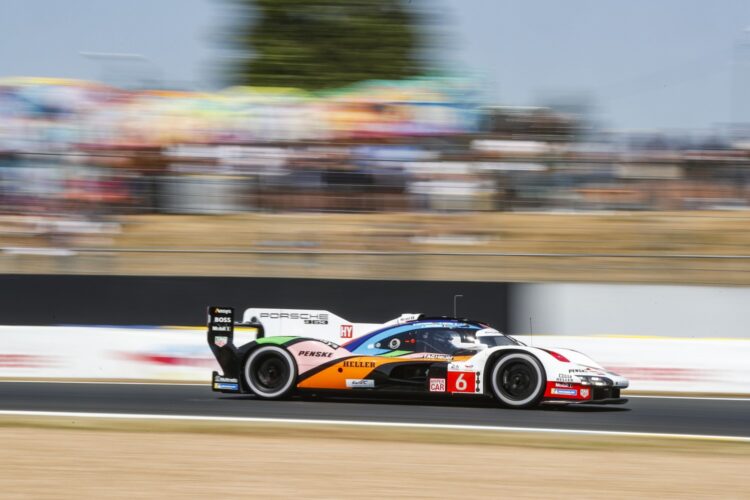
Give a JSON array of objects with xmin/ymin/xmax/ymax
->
[{"xmin": 346, "ymin": 319, "xmax": 522, "ymax": 355}]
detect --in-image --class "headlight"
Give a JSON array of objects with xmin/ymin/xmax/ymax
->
[{"xmin": 582, "ymin": 376, "xmax": 608, "ymax": 386}]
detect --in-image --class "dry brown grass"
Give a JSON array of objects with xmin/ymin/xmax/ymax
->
[{"xmin": 1, "ymin": 420, "xmax": 749, "ymax": 499}]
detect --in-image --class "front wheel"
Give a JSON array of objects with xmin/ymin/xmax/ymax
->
[
  {"xmin": 243, "ymin": 345, "xmax": 297, "ymax": 399},
  {"xmin": 490, "ymin": 353, "xmax": 546, "ymax": 409}
]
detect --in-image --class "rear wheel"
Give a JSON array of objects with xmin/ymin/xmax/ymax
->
[
  {"xmin": 490, "ymin": 353, "xmax": 546, "ymax": 409},
  {"xmin": 244, "ymin": 346, "xmax": 297, "ymax": 399}
]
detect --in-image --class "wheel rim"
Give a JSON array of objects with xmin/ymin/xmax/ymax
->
[
  {"xmin": 247, "ymin": 350, "xmax": 292, "ymax": 395},
  {"xmin": 255, "ymin": 356, "xmax": 288, "ymax": 391},
  {"xmin": 491, "ymin": 354, "xmax": 544, "ymax": 406},
  {"xmin": 500, "ymin": 361, "xmax": 537, "ymax": 400}
]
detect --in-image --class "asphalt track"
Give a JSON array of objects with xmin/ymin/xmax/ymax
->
[{"xmin": 1, "ymin": 382, "xmax": 749, "ymax": 438}]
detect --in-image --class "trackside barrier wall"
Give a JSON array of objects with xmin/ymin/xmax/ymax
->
[
  {"xmin": 0, "ymin": 275, "xmax": 508, "ymax": 328},
  {"xmin": 1, "ymin": 326, "xmax": 748, "ymax": 394}
]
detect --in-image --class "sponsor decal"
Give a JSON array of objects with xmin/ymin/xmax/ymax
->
[
  {"xmin": 447, "ymin": 371, "xmax": 476, "ymax": 393},
  {"xmin": 210, "ymin": 325, "xmax": 231, "ymax": 332},
  {"xmin": 419, "ymin": 353, "xmax": 451, "ymax": 360},
  {"xmin": 259, "ymin": 312, "xmax": 328, "ymax": 325},
  {"xmin": 556, "ymin": 374, "xmax": 574, "ymax": 382},
  {"xmin": 340, "ymin": 324, "xmax": 354, "ymax": 339},
  {"xmin": 388, "ymin": 338, "xmax": 401, "ymax": 349},
  {"xmin": 447, "ymin": 362, "xmax": 475, "ymax": 370},
  {"xmin": 213, "ymin": 308, "xmax": 232, "ymax": 315},
  {"xmin": 569, "ymin": 366, "xmax": 606, "ymax": 375},
  {"xmin": 580, "ymin": 388, "xmax": 590, "ymax": 399},
  {"xmin": 397, "ymin": 313, "xmax": 422, "ymax": 324},
  {"xmin": 215, "ymin": 375, "xmax": 238, "ymax": 383},
  {"xmin": 213, "ymin": 336, "xmax": 228, "ymax": 347},
  {"xmin": 554, "ymin": 382, "xmax": 572, "ymax": 388},
  {"xmin": 298, "ymin": 351, "xmax": 333, "ymax": 358},
  {"xmin": 429, "ymin": 378, "xmax": 446, "ymax": 392},
  {"xmin": 212, "ymin": 316, "xmax": 232, "ymax": 324},
  {"xmin": 214, "ymin": 382, "xmax": 239, "ymax": 391},
  {"xmin": 346, "ymin": 379, "xmax": 374, "ymax": 388},
  {"xmin": 343, "ymin": 360, "xmax": 375, "ymax": 368},
  {"xmin": 551, "ymin": 388, "xmax": 578, "ymax": 396},
  {"xmin": 410, "ymin": 322, "xmax": 471, "ymax": 330}
]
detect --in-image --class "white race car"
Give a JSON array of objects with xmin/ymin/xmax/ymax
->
[{"xmin": 207, "ymin": 307, "xmax": 629, "ymax": 408}]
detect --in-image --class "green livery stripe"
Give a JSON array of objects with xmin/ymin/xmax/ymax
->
[
  {"xmin": 382, "ymin": 350, "xmax": 411, "ymax": 357},
  {"xmin": 255, "ymin": 336, "xmax": 298, "ymax": 345}
]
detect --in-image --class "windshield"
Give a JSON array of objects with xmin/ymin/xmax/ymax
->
[
  {"xmin": 477, "ymin": 335, "xmax": 524, "ymax": 347},
  {"xmin": 454, "ymin": 328, "xmax": 525, "ymax": 348}
]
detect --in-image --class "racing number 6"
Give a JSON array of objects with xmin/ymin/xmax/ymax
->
[
  {"xmin": 455, "ymin": 373, "xmax": 467, "ymax": 391},
  {"xmin": 447, "ymin": 371, "xmax": 476, "ymax": 393}
]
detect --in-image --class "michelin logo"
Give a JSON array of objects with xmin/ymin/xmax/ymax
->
[{"xmin": 551, "ymin": 388, "xmax": 577, "ymax": 396}]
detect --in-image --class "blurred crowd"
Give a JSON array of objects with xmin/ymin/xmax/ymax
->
[{"xmin": 2, "ymin": 76, "xmax": 750, "ymax": 220}]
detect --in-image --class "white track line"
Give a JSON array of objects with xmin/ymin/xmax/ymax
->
[{"xmin": 0, "ymin": 410, "xmax": 748, "ymax": 443}]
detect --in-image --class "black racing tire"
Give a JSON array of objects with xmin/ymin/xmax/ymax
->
[
  {"xmin": 243, "ymin": 345, "xmax": 297, "ymax": 399},
  {"xmin": 490, "ymin": 352, "xmax": 546, "ymax": 409}
]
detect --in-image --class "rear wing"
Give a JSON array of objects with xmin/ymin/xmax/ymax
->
[
  {"xmin": 208, "ymin": 305, "xmax": 420, "ymax": 348},
  {"xmin": 242, "ymin": 307, "xmax": 381, "ymax": 344},
  {"xmin": 207, "ymin": 306, "xmax": 241, "ymax": 380}
]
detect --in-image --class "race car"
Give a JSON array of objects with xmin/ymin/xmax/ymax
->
[{"xmin": 207, "ymin": 306, "xmax": 628, "ymax": 408}]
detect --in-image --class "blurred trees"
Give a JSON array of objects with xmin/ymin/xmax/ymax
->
[{"xmin": 229, "ymin": 0, "xmax": 426, "ymax": 90}]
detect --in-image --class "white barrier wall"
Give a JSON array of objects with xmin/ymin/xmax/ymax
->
[
  {"xmin": 510, "ymin": 283, "xmax": 750, "ymax": 338},
  {"xmin": 0, "ymin": 325, "xmax": 747, "ymax": 394},
  {"xmin": 0, "ymin": 326, "xmax": 219, "ymax": 382}
]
